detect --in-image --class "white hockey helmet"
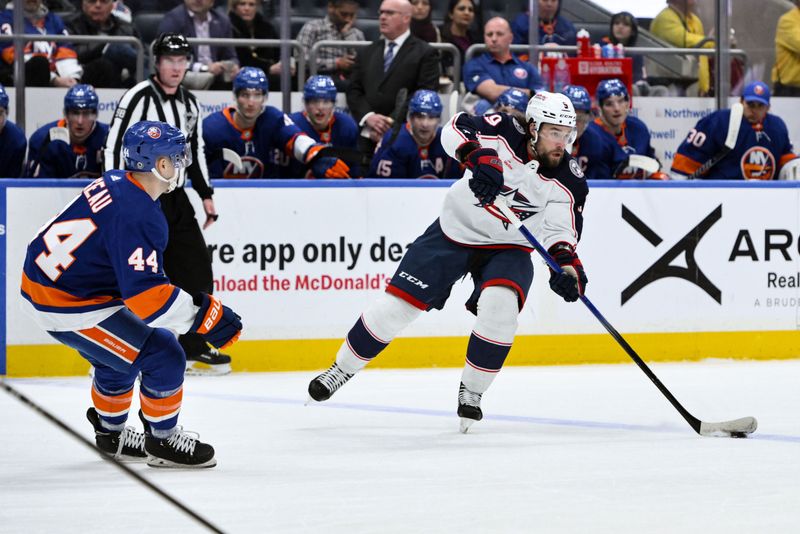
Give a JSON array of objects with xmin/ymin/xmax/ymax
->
[
  {"xmin": 525, "ymin": 91, "xmax": 577, "ymax": 144},
  {"xmin": 779, "ymin": 157, "xmax": 800, "ymax": 181}
]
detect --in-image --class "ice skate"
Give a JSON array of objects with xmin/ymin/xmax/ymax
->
[
  {"xmin": 185, "ymin": 347, "xmax": 232, "ymax": 376},
  {"xmin": 307, "ymin": 362, "xmax": 354, "ymax": 402},
  {"xmin": 86, "ymin": 407, "xmax": 146, "ymax": 461},
  {"xmin": 457, "ymin": 382, "xmax": 483, "ymax": 433},
  {"xmin": 138, "ymin": 411, "xmax": 216, "ymax": 468}
]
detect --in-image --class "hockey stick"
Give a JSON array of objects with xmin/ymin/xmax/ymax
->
[
  {"xmin": 493, "ymin": 199, "xmax": 757, "ymax": 438},
  {"xmin": 222, "ymin": 147, "xmax": 244, "ymax": 174},
  {"xmin": 688, "ymin": 102, "xmax": 744, "ymax": 179},
  {"xmin": 0, "ymin": 379, "xmax": 225, "ymax": 533},
  {"xmin": 612, "ymin": 155, "xmax": 661, "ymax": 178}
]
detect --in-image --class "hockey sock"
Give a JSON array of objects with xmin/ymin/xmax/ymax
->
[
  {"xmin": 91, "ymin": 383, "xmax": 134, "ymax": 431},
  {"xmin": 336, "ymin": 293, "xmax": 422, "ymax": 374},
  {"xmin": 462, "ymin": 286, "xmax": 519, "ymax": 394},
  {"xmin": 140, "ymin": 384, "xmax": 183, "ymax": 438}
]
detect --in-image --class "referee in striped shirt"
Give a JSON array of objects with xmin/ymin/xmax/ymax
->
[{"xmin": 103, "ymin": 32, "xmax": 231, "ymax": 375}]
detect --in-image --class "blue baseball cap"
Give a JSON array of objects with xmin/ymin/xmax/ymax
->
[{"xmin": 742, "ymin": 81, "xmax": 770, "ymax": 106}]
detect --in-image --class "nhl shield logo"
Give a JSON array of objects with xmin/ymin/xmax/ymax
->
[{"xmin": 147, "ymin": 126, "xmax": 162, "ymax": 139}]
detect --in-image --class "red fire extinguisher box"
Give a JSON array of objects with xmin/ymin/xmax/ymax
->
[{"xmin": 540, "ymin": 57, "xmax": 633, "ymax": 102}]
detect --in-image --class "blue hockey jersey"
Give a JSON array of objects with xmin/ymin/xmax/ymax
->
[
  {"xmin": 26, "ymin": 119, "xmax": 109, "ymax": 178},
  {"xmin": 203, "ymin": 106, "xmax": 310, "ymax": 178},
  {"xmin": 0, "ymin": 119, "xmax": 27, "ymax": 177},
  {"xmin": 21, "ymin": 172, "xmax": 196, "ymax": 333},
  {"xmin": 368, "ymin": 123, "xmax": 462, "ymax": 179},
  {"xmin": 288, "ymin": 110, "xmax": 360, "ymax": 177},
  {"xmin": 672, "ymin": 109, "xmax": 795, "ymax": 180},
  {"xmin": 577, "ymin": 116, "xmax": 655, "ymax": 179}
]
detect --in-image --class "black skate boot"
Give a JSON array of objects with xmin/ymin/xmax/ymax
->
[
  {"xmin": 457, "ymin": 382, "xmax": 483, "ymax": 434},
  {"xmin": 186, "ymin": 347, "xmax": 232, "ymax": 376},
  {"xmin": 86, "ymin": 407, "xmax": 146, "ymax": 461},
  {"xmin": 138, "ymin": 410, "xmax": 217, "ymax": 468},
  {"xmin": 308, "ymin": 362, "xmax": 354, "ymax": 402}
]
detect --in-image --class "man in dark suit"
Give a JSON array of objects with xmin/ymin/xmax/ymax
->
[
  {"xmin": 346, "ymin": 0, "xmax": 440, "ymax": 158},
  {"xmin": 157, "ymin": 0, "xmax": 240, "ymax": 89}
]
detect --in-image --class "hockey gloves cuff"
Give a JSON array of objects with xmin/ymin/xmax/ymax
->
[
  {"xmin": 547, "ymin": 243, "xmax": 588, "ymax": 302},
  {"xmin": 191, "ymin": 293, "xmax": 243, "ymax": 350},
  {"xmin": 305, "ymin": 145, "xmax": 351, "ymax": 179},
  {"xmin": 464, "ymin": 147, "xmax": 504, "ymax": 206}
]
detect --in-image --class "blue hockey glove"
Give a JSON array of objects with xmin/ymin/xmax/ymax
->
[
  {"xmin": 548, "ymin": 243, "xmax": 588, "ymax": 302},
  {"xmin": 191, "ymin": 293, "xmax": 242, "ymax": 349},
  {"xmin": 305, "ymin": 145, "xmax": 351, "ymax": 179},
  {"xmin": 464, "ymin": 147, "xmax": 504, "ymax": 206}
]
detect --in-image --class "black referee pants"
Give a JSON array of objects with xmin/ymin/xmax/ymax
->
[{"xmin": 160, "ymin": 187, "xmax": 214, "ymax": 359}]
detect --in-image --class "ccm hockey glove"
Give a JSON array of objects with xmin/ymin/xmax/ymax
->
[
  {"xmin": 305, "ymin": 145, "xmax": 351, "ymax": 179},
  {"xmin": 463, "ymin": 147, "xmax": 504, "ymax": 206},
  {"xmin": 191, "ymin": 293, "xmax": 243, "ymax": 349},
  {"xmin": 547, "ymin": 243, "xmax": 588, "ymax": 302}
]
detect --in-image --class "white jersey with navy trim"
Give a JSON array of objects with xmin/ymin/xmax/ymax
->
[{"xmin": 440, "ymin": 112, "xmax": 588, "ymax": 250}]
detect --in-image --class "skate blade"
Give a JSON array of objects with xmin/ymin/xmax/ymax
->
[
  {"xmin": 459, "ymin": 417, "xmax": 476, "ymax": 434},
  {"xmin": 146, "ymin": 455, "xmax": 217, "ymax": 469},
  {"xmin": 185, "ymin": 362, "xmax": 231, "ymax": 376}
]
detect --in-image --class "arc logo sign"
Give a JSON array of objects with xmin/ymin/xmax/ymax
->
[{"xmin": 621, "ymin": 204, "xmax": 722, "ymax": 305}]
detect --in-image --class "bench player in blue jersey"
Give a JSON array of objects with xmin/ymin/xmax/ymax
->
[
  {"xmin": 21, "ymin": 121, "xmax": 242, "ymax": 468},
  {"xmin": 203, "ymin": 66, "xmax": 350, "ymax": 179},
  {"xmin": 26, "ymin": 84, "xmax": 109, "ymax": 178},
  {"xmin": 289, "ymin": 75, "xmax": 360, "ymax": 176},
  {"xmin": 0, "ymin": 83, "xmax": 26, "ymax": 177},
  {"xmin": 368, "ymin": 89, "xmax": 461, "ymax": 179},
  {"xmin": 560, "ymin": 84, "xmax": 593, "ymax": 171}
]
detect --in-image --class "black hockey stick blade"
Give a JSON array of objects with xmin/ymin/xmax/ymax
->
[{"xmin": 493, "ymin": 198, "xmax": 758, "ymax": 438}]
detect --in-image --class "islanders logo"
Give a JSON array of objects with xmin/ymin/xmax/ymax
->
[
  {"xmin": 740, "ymin": 146, "xmax": 775, "ymax": 180},
  {"xmin": 147, "ymin": 126, "xmax": 162, "ymax": 139},
  {"xmin": 513, "ymin": 67, "xmax": 529, "ymax": 80}
]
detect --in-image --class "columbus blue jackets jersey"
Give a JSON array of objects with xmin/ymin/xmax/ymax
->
[
  {"xmin": 672, "ymin": 109, "xmax": 795, "ymax": 180},
  {"xmin": 288, "ymin": 110, "xmax": 360, "ymax": 177},
  {"xmin": 577, "ymin": 116, "xmax": 655, "ymax": 179},
  {"xmin": 440, "ymin": 112, "xmax": 588, "ymax": 250},
  {"xmin": 369, "ymin": 123, "xmax": 462, "ymax": 179},
  {"xmin": 0, "ymin": 119, "xmax": 27, "ymax": 177},
  {"xmin": 21, "ymin": 171, "xmax": 196, "ymax": 333},
  {"xmin": 26, "ymin": 119, "xmax": 109, "ymax": 178},
  {"xmin": 203, "ymin": 106, "xmax": 314, "ymax": 178}
]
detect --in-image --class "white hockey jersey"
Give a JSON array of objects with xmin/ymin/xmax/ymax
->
[{"xmin": 439, "ymin": 112, "xmax": 588, "ymax": 251}]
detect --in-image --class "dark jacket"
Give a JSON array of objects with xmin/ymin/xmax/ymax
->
[
  {"xmin": 157, "ymin": 5, "xmax": 237, "ymax": 64},
  {"xmin": 229, "ymin": 11, "xmax": 279, "ymax": 71},
  {"xmin": 64, "ymin": 12, "xmax": 138, "ymax": 64}
]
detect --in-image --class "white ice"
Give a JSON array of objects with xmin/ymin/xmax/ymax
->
[{"xmin": 2, "ymin": 360, "xmax": 799, "ymax": 533}]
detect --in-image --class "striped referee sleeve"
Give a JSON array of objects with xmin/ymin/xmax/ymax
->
[{"xmin": 104, "ymin": 80, "xmax": 151, "ymax": 172}]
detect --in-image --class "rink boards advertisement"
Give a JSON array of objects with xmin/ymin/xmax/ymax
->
[{"xmin": 3, "ymin": 180, "xmax": 800, "ymax": 376}]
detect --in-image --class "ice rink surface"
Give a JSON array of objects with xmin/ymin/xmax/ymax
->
[{"xmin": 2, "ymin": 359, "xmax": 799, "ymax": 534}]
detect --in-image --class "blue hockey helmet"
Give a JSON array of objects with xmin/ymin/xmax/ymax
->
[
  {"xmin": 303, "ymin": 75, "xmax": 337, "ymax": 101},
  {"xmin": 0, "ymin": 83, "xmax": 8, "ymax": 110},
  {"xmin": 408, "ymin": 89, "xmax": 442, "ymax": 117},
  {"xmin": 561, "ymin": 84, "xmax": 592, "ymax": 112},
  {"xmin": 122, "ymin": 121, "xmax": 191, "ymax": 191},
  {"xmin": 495, "ymin": 88, "xmax": 528, "ymax": 113},
  {"xmin": 233, "ymin": 67, "xmax": 268, "ymax": 95},
  {"xmin": 596, "ymin": 78, "xmax": 629, "ymax": 105},
  {"xmin": 64, "ymin": 84, "xmax": 99, "ymax": 112}
]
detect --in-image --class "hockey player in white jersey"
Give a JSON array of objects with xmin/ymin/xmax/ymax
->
[{"xmin": 308, "ymin": 91, "xmax": 589, "ymax": 432}]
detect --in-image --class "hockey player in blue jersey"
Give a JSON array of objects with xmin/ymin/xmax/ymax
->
[
  {"xmin": 289, "ymin": 75, "xmax": 360, "ymax": 176},
  {"xmin": 577, "ymin": 79, "xmax": 662, "ymax": 179},
  {"xmin": 672, "ymin": 81, "xmax": 797, "ymax": 180},
  {"xmin": 203, "ymin": 67, "xmax": 350, "ymax": 179},
  {"xmin": 493, "ymin": 87, "xmax": 528, "ymax": 122},
  {"xmin": 561, "ymin": 84, "xmax": 592, "ymax": 170},
  {"xmin": 369, "ymin": 89, "xmax": 461, "ymax": 179},
  {"xmin": 309, "ymin": 91, "xmax": 589, "ymax": 433},
  {"xmin": 21, "ymin": 121, "xmax": 242, "ymax": 468},
  {"xmin": 0, "ymin": 84, "xmax": 26, "ymax": 177},
  {"xmin": 26, "ymin": 84, "xmax": 109, "ymax": 178}
]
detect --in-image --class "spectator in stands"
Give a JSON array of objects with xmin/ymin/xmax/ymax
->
[
  {"xmin": 158, "ymin": 0, "xmax": 240, "ymax": 89},
  {"xmin": 228, "ymin": 0, "xmax": 291, "ymax": 91},
  {"xmin": 650, "ymin": 0, "xmax": 712, "ymax": 96},
  {"xmin": 576, "ymin": 79, "xmax": 662, "ymax": 180},
  {"xmin": 0, "ymin": 0, "xmax": 82, "ymax": 87},
  {"xmin": 511, "ymin": 0, "xmax": 576, "ymax": 47},
  {"xmin": 0, "ymin": 84, "xmax": 27, "ymax": 178},
  {"xmin": 289, "ymin": 75, "xmax": 361, "ymax": 177},
  {"xmin": 64, "ymin": 0, "xmax": 139, "ymax": 88},
  {"xmin": 440, "ymin": 0, "xmax": 480, "ymax": 75},
  {"xmin": 561, "ymin": 83, "xmax": 592, "ymax": 171},
  {"xmin": 463, "ymin": 17, "xmax": 544, "ymax": 111},
  {"xmin": 672, "ymin": 81, "xmax": 797, "ymax": 180},
  {"xmin": 772, "ymin": 0, "xmax": 800, "ymax": 97},
  {"xmin": 346, "ymin": 0, "xmax": 440, "ymax": 159},
  {"xmin": 602, "ymin": 12, "xmax": 643, "ymax": 83},
  {"xmin": 26, "ymin": 84, "xmax": 109, "ymax": 178},
  {"xmin": 410, "ymin": 0, "xmax": 439, "ymax": 43},
  {"xmin": 296, "ymin": 0, "xmax": 364, "ymax": 92}
]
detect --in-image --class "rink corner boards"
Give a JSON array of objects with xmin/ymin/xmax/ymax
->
[{"xmin": 4, "ymin": 330, "xmax": 800, "ymax": 377}]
